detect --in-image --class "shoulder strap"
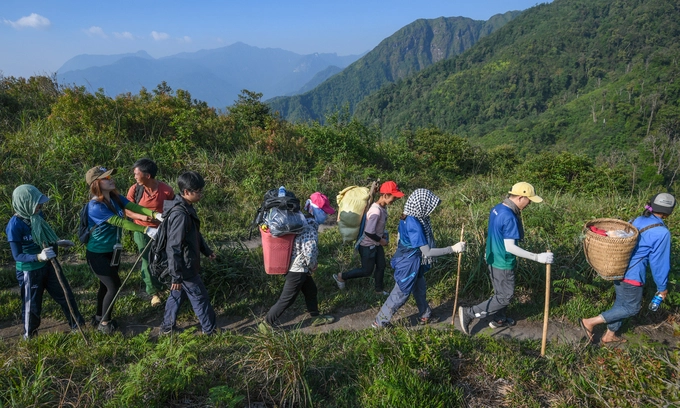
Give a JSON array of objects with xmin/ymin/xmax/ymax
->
[
  {"xmin": 639, "ymin": 222, "xmax": 664, "ymax": 234},
  {"xmin": 134, "ymin": 184, "xmax": 145, "ymax": 203}
]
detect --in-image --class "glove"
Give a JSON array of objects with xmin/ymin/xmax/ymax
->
[
  {"xmin": 56, "ymin": 239, "xmax": 75, "ymax": 248},
  {"xmin": 535, "ymin": 252, "xmax": 554, "ymax": 264},
  {"xmin": 451, "ymin": 241, "xmax": 466, "ymax": 253},
  {"xmin": 37, "ymin": 247, "xmax": 56, "ymax": 261},
  {"xmin": 153, "ymin": 212, "xmax": 164, "ymax": 222},
  {"xmin": 145, "ymin": 227, "xmax": 159, "ymax": 240}
]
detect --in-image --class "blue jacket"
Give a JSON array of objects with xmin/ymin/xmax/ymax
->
[{"xmin": 624, "ymin": 214, "xmax": 671, "ymax": 292}]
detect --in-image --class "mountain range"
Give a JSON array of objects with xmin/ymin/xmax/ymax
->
[
  {"xmin": 267, "ymin": 11, "xmax": 521, "ymax": 122},
  {"xmin": 57, "ymin": 43, "xmax": 362, "ymax": 108}
]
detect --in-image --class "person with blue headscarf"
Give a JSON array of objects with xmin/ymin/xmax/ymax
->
[{"xmin": 6, "ymin": 184, "xmax": 85, "ymax": 339}]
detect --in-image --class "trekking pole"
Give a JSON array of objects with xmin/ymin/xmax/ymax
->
[
  {"xmin": 451, "ymin": 224, "xmax": 465, "ymax": 324},
  {"xmin": 43, "ymin": 244, "xmax": 89, "ymax": 345},
  {"xmin": 541, "ymin": 250, "xmax": 552, "ymax": 357},
  {"xmin": 101, "ymin": 239, "xmax": 153, "ymax": 328}
]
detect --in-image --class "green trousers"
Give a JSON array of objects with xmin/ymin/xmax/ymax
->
[{"xmin": 133, "ymin": 231, "xmax": 164, "ymax": 296}]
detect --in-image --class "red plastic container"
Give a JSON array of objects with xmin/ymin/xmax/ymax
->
[{"xmin": 260, "ymin": 228, "xmax": 295, "ymax": 274}]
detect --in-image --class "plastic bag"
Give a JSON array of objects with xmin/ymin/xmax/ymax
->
[
  {"xmin": 266, "ymin": 207, "xmax": 306, "ymax": 237},
  {"xmin": 606, "ymin": 229, "xmax": 635, "ymax": 238}
]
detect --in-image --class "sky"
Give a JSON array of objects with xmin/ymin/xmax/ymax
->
[{"xmin": 1, "ymin": 1, "xmax": 550, "ymax": 78}]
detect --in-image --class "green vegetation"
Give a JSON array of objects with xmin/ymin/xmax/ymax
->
[
  {"xmin": 355, "ymin": 0, "xmax": 680, "ymax": 158},
  {"xmin": 268, "ymin": 11, "xmax": 520, "ymax": 122},
  {"xmin": 2, "ymin": 0, "xmax": 680, "ymax": 404}
]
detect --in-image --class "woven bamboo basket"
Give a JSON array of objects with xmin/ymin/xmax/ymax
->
[{"xmin": 583, "ymin": 218, "xmax": 639, "ymax": 281}]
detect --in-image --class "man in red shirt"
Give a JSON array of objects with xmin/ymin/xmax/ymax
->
[{"xmin": 125, "ymin": 158, "xmax": 175, "ymax": 306}]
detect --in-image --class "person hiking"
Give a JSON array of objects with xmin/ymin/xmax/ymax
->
[
  {"xmin": 6, "ymin": 184, "xmax": 85, "ymax": 339},
  {"xmin": 373, "ymin": 188, "xmax": 466, "ymax": 328},
  {"xmin": 125, "ymin": 158, "xmax": 175, "ymax": 307},
  {"xmin": 333, "ymin": 181, "xmax": 404, "ymax": 295},
  {"xmin": 260, "ymin": 192, "xmax": 336, "ymax": 330},
  {"xmin": 85, "ymin": 166, "xmax": 162, "ymax": 334},
  {"xmin": 159, "ymin": 171, "xmax": 219, "ymax": 336},
  {"xmin": 579, "ymin": 193, "xmax": 675, "ymax": 344},
  {"xmin": 458, "ymin": 182, "xmax": 553, "ymax": 335}
]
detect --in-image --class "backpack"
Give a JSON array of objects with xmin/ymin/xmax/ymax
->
[
  {"xmin": 148, "ymin": 205, "xmax": 188, "ymax": 284},
  {"xmin": 249, "ymin": 188, "xmax": 302, "ymax": 238},
  {"xmin": 78, "ymin": 194, "xmax": 126, "ymax": 244}
]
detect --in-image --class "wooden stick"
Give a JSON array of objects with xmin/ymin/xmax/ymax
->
[
  {"xmin": 451, "ymin": 224, "xmax": 465, "ymax": 323},
  {"xmin": 44, "ymin": 244, "xmax": 89, "ymax": 345},
  {"xmin": 541, "ymin": 250, "xmax": 552, "ymax": 357}
]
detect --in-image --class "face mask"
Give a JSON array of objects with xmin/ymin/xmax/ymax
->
[{"xmin": 313, "ymin": 207, "xmax": 328, "ymax": 225}]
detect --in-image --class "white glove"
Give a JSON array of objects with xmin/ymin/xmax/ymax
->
[
  {"xmin": 153, "ymin": 212, "xmax": 164, "ymax": 222},
  {"xmin": 56, "ymin": 239, "xmax": 75, "ymax": 248},
  {"xmin": 145, "ymin": 227, "xmax": 159, "ymax": 240},
  {"xmin": 451, "ymin": 241, "xmax": 466, "ymax": 253},
  {"xmin": 37, "ymin": 247, "xmax": 56, "ymax": 261},
  {"xmin": 535, "ymin": 252, "xmax": 554, "ymax": 264}
]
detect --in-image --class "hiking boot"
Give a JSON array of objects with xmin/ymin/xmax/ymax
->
[
  {"xmin": 97, "ymin": 321, "xmax": 117, "ymax": 335},
  {"xmin": 458, "ymin": 307, "xmax": 473, "ymax": 335},
  {"xmin": 311, "ymin": 315, "xmax": 335, "ymax": 327},
  {"xmin": 332, "ymin": 274, "xmax": 345, "ymax": 290},
  {"xmin": 489, "ymin": 317, "xmax": 516, "ymax": 329},
  {"xmin": 150, "ymin": 294, "xmax": 162, "ymax": 307}
]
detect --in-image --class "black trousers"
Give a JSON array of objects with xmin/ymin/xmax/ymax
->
[
  {"xmin": 342, "ymin": 245, "xmax": 386, "ymax": 291},
  {"xmin": 86, "ymin": 251, "xmax": 121, "ymax": 322},
  {"xmin": 265, "ymin": 272, "xmax": 319, "ymax": 326}
]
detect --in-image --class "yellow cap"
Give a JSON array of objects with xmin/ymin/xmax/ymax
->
[{"xmin": 509, "ymin": 182, "xmax": 543, "ymax": 203}]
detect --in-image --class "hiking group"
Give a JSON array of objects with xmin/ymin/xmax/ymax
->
[{"xmin": 6, "ymin": 159, "xmax": 676, "ymax": 343}]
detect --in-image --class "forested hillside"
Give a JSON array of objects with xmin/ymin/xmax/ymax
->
[
  {"xmin": 355, "ymin": 0, "xmax": 680, "ymax": 158},
  {"xmin": 268, "ymin": 11, "xmax": 520, "ymax": 122}
]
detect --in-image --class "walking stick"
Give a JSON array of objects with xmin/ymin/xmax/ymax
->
[
  {"xmin": 101, "ymin": 239, "xmax": 153, "ymax": 327},
  {"xmin": 451, "ymin": 224, "xmax": 465, "ymax": 323},
  {"xmin": 540, "ymin": 250, "xmax": 552, "ymax": 357},
  {"xmin": 43, "ymin": 244, "xmax": 89, "ymax": 345}
]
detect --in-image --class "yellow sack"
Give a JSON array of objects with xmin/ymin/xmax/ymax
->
[{"xmin": 336, "ymin": 186, "xmax": 370, "ymax": 242}]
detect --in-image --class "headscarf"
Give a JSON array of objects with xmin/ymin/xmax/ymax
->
[
  {"xmin": 403, "ymin": 188, "xmax": 441, "ymax": 265},
  {"xmin": 12, "ymin": 185, "xmax": 60, "ymax": 247}
]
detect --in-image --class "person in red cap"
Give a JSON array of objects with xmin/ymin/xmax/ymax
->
[
  {"xmin": 333, "ymin": 181, "xmax": 404, "ymax": 295},
  {"xmin": 260, "ymin": 191, "xmax": 336, "ymax": 329}
]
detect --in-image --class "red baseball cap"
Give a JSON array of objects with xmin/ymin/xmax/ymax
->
[{"xmin": 379, "ymin": 181, "xmax": 404, "ymax": 198}]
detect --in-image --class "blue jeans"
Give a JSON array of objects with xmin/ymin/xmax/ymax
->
[
  {"xmin": 600, "ymin": 280, "xmax": 643, "ymax": 332},
  {"xmin": 375, "ymin": 265, "xmax": 431, "ymax": 326},
  {"xmin": 161, "ymin": 274, "xmax": 216, "ymax": 334}
]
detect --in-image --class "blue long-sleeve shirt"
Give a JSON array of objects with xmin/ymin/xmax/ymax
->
[{"xmin": 624, "ymin": 214, "xmax": 672, "ymax": 292}]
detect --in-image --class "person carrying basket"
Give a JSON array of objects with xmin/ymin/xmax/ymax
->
[{"xmin": 580, "ymin": 193, "xmax": 675, "ymax": 344}]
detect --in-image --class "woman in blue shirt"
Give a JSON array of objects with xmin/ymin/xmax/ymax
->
[
  {"xmin": 84, "ymin": 166, "xmax": 162, "ymax": 334},
  {"xmin": 373, "ymin": 189, "xmax": 466, "ymax": 328},
  {"xmin": 6, "ymin": 184, "xmax": 85, "ymax": 339},
  {"xmin": 580, "ymin": 193, "xmax": 675, "ymax": 344}
]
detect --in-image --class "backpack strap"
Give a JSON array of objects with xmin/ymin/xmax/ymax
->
[{"xmin": 134, "ymin": 184, "xmax": 145, "ymax": 204}]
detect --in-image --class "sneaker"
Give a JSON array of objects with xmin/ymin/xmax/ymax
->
[
  {"xmin": 489, "ymin": 317, "xmax": 516, "ymax": 329},
  {"xmin": 311, "ymin": 315, "xmax": 335, "ymax": 327},
  {"xmin": 159, "ymin": 326, "xmax": 174, "ymax": 336},
  {"xmin": 150, "ymin": 295, "xmax": 162, "ymax": 307},
  {"xmin": 257, "ymin": 321, "xmax": 273, "ymax": 334},
  {"xmin": 332, "ymin": 274, "xmax": 345, "ymax": 290},
  {"xmin": 458, "ymin": 307, "xmax": 472, "ymax": 335},
  {"xmin": 97, "ymin": 321, "xmax": 117, "ymax": 335},
  {"xmin": 372, "ymin": 320, "xmax": 382, "ymax": 329},
  {"xmin": 203, "ymin": 327, "xmax": 223, "ymax": 336},
  {"xmin": 418, "ymin": 316, "xmax": 430, "ymax": 326},
  {"xmin": 375, "ymin": 290, "xmax": 389, "ymax": 296}
]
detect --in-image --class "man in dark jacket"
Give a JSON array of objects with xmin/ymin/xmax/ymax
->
[{"xmin": 159, "ymin": 171, "xmax": 218, "ymax": 335}]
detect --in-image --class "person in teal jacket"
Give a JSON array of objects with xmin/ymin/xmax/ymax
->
[
  {"xmin": 84, "ymin": 166, "xmax": 162, "ymax": 334},
  {"xmin": 580, "ymin": 193, "xmax": 675, "ymax": 344}
]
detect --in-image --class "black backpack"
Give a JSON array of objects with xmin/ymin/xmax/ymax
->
[
  {"xmin": 249, "ymin": 188, "xmax": 301, "ymax": 237},
  {"xmin": 148, "ymin": 205, "xmax": 188, "ymax": 284},
  {"xmin": 78, "ymin": 194, "xmax": 126, "ymax": 244}
]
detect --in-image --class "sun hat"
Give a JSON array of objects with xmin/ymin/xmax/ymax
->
[
  {"xmin": 309, "ymin": 192, "xmax": 336, "ymax": 214},
  {"xmin": 86, "ymin": 166, "xmax": 116, "ymax": 186},
  {"xmin": 649, "ymin": 193, "xmax": 676, "ymax": 215},
  {"xmin": 508, "ymin": 182, "xmax": 543, "ymax": 203},
  {"xmin": 379, "ymin": 181, "xmax": 405, "ymax": 198}
]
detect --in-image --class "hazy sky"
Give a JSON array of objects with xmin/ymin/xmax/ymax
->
[{"xmin": 1, "ymin": 1, "xmax": 550, "ymax": 78}]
